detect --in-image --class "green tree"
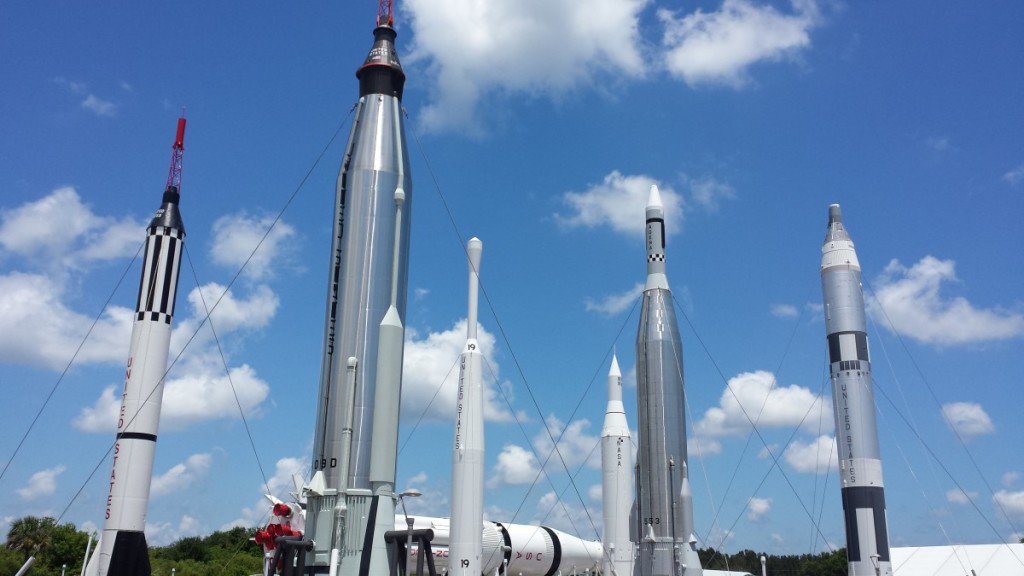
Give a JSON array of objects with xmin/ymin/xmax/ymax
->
[{"xmin": 5, "ymin": 516, "xmax": 58, "ymax": 559}]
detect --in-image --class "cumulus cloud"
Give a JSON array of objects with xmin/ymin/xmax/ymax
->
[
  {"xmin": 209, "ymin": 213, "xmax": 297, "ymax": 281},
  {"xmin": 489, "ymin": 444, "xmax": 540, "ymax": 487},
  {"xmin": 696, "ymin": 370, "xmax": 830, "ymax": 437},
  {"xmin": 533, "ymin": 415, "xmax": 601, "ymax": 471},
  {"xmin": 1003, "ymin": 472, "xmax": 1020, "ymax": 487},
  {"xmin": 81, "ymin": 94, "xmax": 117, "ymax": 117},
  {"xmin": 993, "ymin": 490, "xmax": 1024, "ymax": 521},
  {"xmin": 945, "ymin": 487, "xmax": 977, "ymax": 505},
  {"xmin": 75, "ymin": 365, "xmax": 271, "ymax": 432},
  {"xmin": 401, "ymin": 319, "xmax": 517, "ymax": 424},
  {"xmin": 534, "ymin": 489, "xmax": 599, "ymax": 535},
  {"xmin": 146, "ymin": 514, "xmax": 204, "ymax": 546},
  {"xmin": 688, "ymin": 175, "xmax": 736, "ymax": 211},
  {"xmin": 771, "ymin": 303, "xmax": 798, "ymax": 318},
  {"xmin": 0, "ymin": 187, "xmax": 142, "ymax": 270},
  {"xmin": 151, "ymin": 453, "xmax": 213, "ymax": 497},
  {"xmin": 659, "ymin": 0, "xmax": 821, "ymax": 87},
  {"xmin": 746, "ymin": 496, "xmax": 772, "ymax": 521},
  {"xmin": 404, "ymin": 0, "xmax": 648, "ymax": 132},
  {"xmin": 783, "ymin": 435, "xmax": 836, "ymax": 473},
  {"xmin": 941, "ymin": 402, "xmax": 995, "ymax": 439},
  {"xmin": 182, "ymin": 282, "xmax": 280, "ymax": 334},
  {"xmin": 17, "ymin": 465, "xmax": 66, "ymax": 499},
  {"xmin": 1003, "ymin": 164, "xmax": 1024, "ymax": 186},
  {"xmin": 870, "ymin": 256, "xmax": 1024, "ymax": 345},
  {"xmin": 557, "ymin": 172, "xmax": 683, "ymax": 237},
  {"xmin": 223, "ymin": 456, "xmax": 308, "ymax": 530},
  {"xmin": 585, "ymin": 282, "xmax": 643, "ymax": 316}
]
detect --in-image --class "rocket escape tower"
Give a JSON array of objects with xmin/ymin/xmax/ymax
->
[{"xmin": 358, "ymin": 0, "xmax": 406, "ymax": 100}]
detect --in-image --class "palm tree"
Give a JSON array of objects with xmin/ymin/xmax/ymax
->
[{"xmin": 5, "ymin": 516, "xmax": 58, "ymax": 559}]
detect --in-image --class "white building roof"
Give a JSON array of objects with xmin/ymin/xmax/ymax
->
[{"xmin": 891, "ymin": 543, "xmax": 1024, "ymax": 575}]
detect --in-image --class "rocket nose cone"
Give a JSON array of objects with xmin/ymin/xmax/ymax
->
[
  {"xmin": 609, "ymin": 354, "xmax": 621, "ymax": 378},
  {"xmin": 828, "ymin": 204, "xmax": 842, "ymax": 225},
  {"xmin": 647, "ymin": 185, "xmax": 663, "ymax": 211},
  {"xmin": 357, "ymin": 25, "xmax": 406, "ymax": 98}
]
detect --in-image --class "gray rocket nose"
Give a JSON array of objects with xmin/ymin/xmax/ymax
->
[{"xmin": 829, "ymin": 204, "xmax": 842, "ymax": 224}]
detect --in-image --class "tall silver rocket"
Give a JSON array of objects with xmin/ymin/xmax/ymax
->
[
  {"xmin": 93, "ymin": 117, "xmax": 188, "ymax": 576},
  {"xmin": 634, "ymin": 185, "xmax": 703, "ymax": 576},
  {"xmin": 820, "ymin": 204, "xmax": 892, "ymax": 576},
  {"xmin": 303, "ymin": 10, "xmax": 413, "ymax": 576},
  {"xmin": 448, "ymin": 238, "xmax": 484, "ymax": 576},
  {"xmin": 601, "ymin": 354, "xmax": 634, "ymax": 576}
]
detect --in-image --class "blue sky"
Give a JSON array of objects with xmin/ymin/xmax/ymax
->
[{"xmin": 1, "ymin": 0, "xmax": 1023, "ymax": 558}]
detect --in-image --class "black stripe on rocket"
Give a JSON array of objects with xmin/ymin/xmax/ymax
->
[
  {"xmin": 135, "ymin": 227, "xmax": 183, "ymax": 324},
  {"xmin": 841, "ymin": 486, "xmax": 890, "ymax": 562},
  {"xmin": 827, "ymin": 330, "xmax": 870, "ymax": 374}
]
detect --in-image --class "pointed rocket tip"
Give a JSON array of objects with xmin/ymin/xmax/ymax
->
[
  {"xmin": 647, "ymin": 184, "xmax": 663, "ymax": 210},
  {"xmin": 609, "ymin": 354, "xmax": 621, "ymax": 377}
]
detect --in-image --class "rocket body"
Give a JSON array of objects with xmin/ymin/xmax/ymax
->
[
  {"xmin": 601, "ymin": 355, "xmax": 634, "ymax": 576},
  {"xmin": 634, "ymin": 186, "xmax": 702, "ymax": 576},
  {"xmin": 449, "ymin": 238, "xmax": 484, "ymax": 576},
  {"xmin": 820, "ymin": 204, "xmax": 891, "ymax": 576},
  {"xmin": 305, "ymin": 22, "xmax": 412, "ymax": 576},
  {"xmin": 96, "ymin": 125, "xmax": 187, "ymax": 576}
]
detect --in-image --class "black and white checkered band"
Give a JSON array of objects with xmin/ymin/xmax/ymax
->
[
  {"xmin": 147, "ymin": 225, "xmax": 185, "ymax": 239},
  {"xmin": 136, "ymin": 311, "xmax": 173, "ymax": 324},
  {"xmin": 648, "ymin": 254, "xmax": 665, "ymax": 262},
  {"xmin": 828, "ymin": 330, "xmax": 870, "ymax": 373}
]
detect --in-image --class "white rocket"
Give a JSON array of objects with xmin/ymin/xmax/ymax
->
[
  {"xmin": 820, "ymin": 205, "xmax": 892, "ymax": 576},
  {"xmin": 633, "ymin": 185, "xmax": 703, "ymax": 576},
  {"xmin": 90, "ymin": 117, "xmax": 188, "ymax": 576},
  {"xmin": 449, "ymin": 238, "xmax": 485, "ymax": 576},
  {"xmin": 601, "ymin": 355, "xmax": 633, "ymax": 576}
]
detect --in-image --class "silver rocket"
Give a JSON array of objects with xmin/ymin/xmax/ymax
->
[
  {"xmin": 448, "ymin": 238, "xmax": 484, "ymax": 576},
  {"xmin": 820, "ymin": 205, "xmax": 892, "ymax": 576},
  {"xmin": 634, "ymin": 185, "xmax": 703, "ymax": 576},
  {"xmin": 601, "ymin": 354, "xmax": 634, "ymax": 576},
  {"xmin": 303, "ymin": 14, "xmax": 413, "ymax": 576},
  {"xmin": 93, "ymin": 117, "xmax": 188, "ymax": 576}
]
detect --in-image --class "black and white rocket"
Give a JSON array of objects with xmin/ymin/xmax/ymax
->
[
  {"xmin": 302, "ymin": 13, "xmax": 413, "ymax": 576},
  {"xmin": 92, "ymin": 117, "xmax": 188, "ymax": 576},
  {"xmin": 633, "ymin": 185, "xmax": 703, "ymax": 576},
  {"xmin": 601, "ymin": 354, "xmax": 634, "ymax": 576},
  {"xmin": 820, "ymin": 204, "xmax": 892, "ymax": 576},
  {"xmin": 448, "ymin": 238, "xmax": 484, "ymax": 576}
]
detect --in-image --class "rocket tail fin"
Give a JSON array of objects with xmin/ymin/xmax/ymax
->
[{"xmin": 107, "ymin": 532, "xmax": 151, "ymax": 576}]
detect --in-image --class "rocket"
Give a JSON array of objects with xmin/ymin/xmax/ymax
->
[
  {"xmin": 633, "ymin": 185, "xmax": 703, "ymax": 576},
  {"xmin": 302, "ymin": 12, "xmax": 413, "ymax": 576},
  {"xmin": 820, "ymin": 205, "xmax": 892, "ymax": 576},
  {"xmin": 92, "ymin": 117, "xmax": 188, "ymax": 576},
  {"xmin": 448, "ymin": 238, "xmax": 485, "ymax": 576},
  {"xmin": 601, "ymin": 354, "xmax": 634, "ymax": 576}
]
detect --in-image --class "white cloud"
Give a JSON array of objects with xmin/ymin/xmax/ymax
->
[
  {"xmin": 771, "ymin": 303, "xmax": 798, "ymax": 318},
  {"xmin": 688, "ymin": 175, "xmax": 736, "ymax": 211},
  {"xmin": 534, "ymin": 490, "xmax": 599, "ymax": 535},
  {"xmin": 75, "ymin": 364, "xmax": 271, "ymax": 432},
  {"xmin": 533, "ymin": 415, "xmax": 601, "ymax": 471},
  {"xmin": 993, "ymin": 490, "xmax": 1024, "ymax": 520},
  {"xmin": 0, "ymin": 187, "xmax": 142, "ymax": 270},
  {"xmin": 404, "ymin": 0, "xmax": 648, "ymax": 132},
  {"xmin": 945, "ymin": 487, "xmax": 977, "ymax": 505},
  {"xmin": 941, "ymin": 402, "xmax": 995, "ymax": 439},
  {"xmin": 406, "ymin": 472, "xmax": 429, "ymax": 486},
  {"xmin": 659, "ymin": 0, "xmax": 821, "ymax": 87},
  {"xmin": 589, "ymin": 484, "xmax": 602, "ymax": 502},
  {"xmin": 1003, "ymin": 164, "xmax": 1024, "ymax": 186},
  {"xmin": 489, "ymin": 444, "xmax": 540, "ymax": 486},
  {"xmin": 689, "ymin": 436, "xmax": 722, "ymax": 456},
  {"xmin": 17, "ymin": 465, "xmax": 66, "ymax": 499},
  {"xmin": 783, "ymin": 435, "xmax": 837, "ymax": 474},
  {"xmin": 182, "ymin": 282, "xmax": 280, "ymax": 334},
  {"xmin": 557, "ymin": 171, "xmax": 683, "ymax": 237},
  {"xmin": 151, "ymin": 453, "xmax": 213, "ymax": 497},
  {"xmin": 746, "ymin": 496, "xmax": 772, "ymax": 521},
  {"xmin": 870, "ymin": 256, "xmax": 1024, "ymax": 345},
  {"xmin": 586, "ymin": 282, "xmax": 644, "ymax": 316},
  {"xmin": 222, "ymin": 456, "xmax": 309, "ymax": 530},
  {"xmin": 401, "ymin": 319, "xmax": 516, "ymax": 424},
  {"xmin": 1003, "ymin": 472, "xmax": 1020, "ymax": 487},
  {"xmin": 81, "ymin": 94, "xmax": 116, "ymax": 117},
  {"xmin": 696, "ymin": 370, "xmax": 830, "ymax": 437},
  {"xmin": 209, "ymin": 213, "xmax": 297, "ymax": 281}
]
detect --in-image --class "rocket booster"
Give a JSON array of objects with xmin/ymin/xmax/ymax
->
[
  {"xmin": 449, "ymin": 238, "xmax": 484, "ymax": 576},
  {"xmin": 820, "ymin": 205, "xmax": 891, "ymax": 576},
  {"xmin": 312, "ymin": 20, "xmax": 412, "ymax": 492},
  {"xmin": 96, "ymin": 117, "xmax": 187, "ymax": 576},
  {"xmin": 634, "ymin": 186, "xmax": 702, "ymax": 576},
  {"xmin": 601, "ymin": 355, "xmax": 634, "ymax": 576}
]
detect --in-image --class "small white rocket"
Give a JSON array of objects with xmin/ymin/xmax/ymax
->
[
  {"xmin": 448, "ymin": 238, "xmax": 484, "ymax": 576},
  {"xmin": 91, "ymin": 117, "xmax": 188, "ymax": 576},
  {"xmin": 601, "ymin": 355, "xmax": 634, "ymax": 576}
]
